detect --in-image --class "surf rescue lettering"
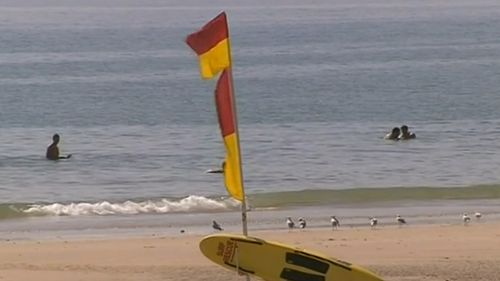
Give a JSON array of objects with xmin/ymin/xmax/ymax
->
[
  {"xmin": 221, "ymin": 240, "xmax": 236, "ymax": 262},
  {"xmin": 216, "ymin": 242, "xmax": 225, "ymax": 257}
]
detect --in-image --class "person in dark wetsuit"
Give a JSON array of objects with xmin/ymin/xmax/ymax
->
[{"xmin": 46, "ymin": 134, "xmax": 72, "ymax": 160}]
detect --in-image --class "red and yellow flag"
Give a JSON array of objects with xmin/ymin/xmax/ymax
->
[
  {"xmin": 215, "ymin": 70, "xmax": 244, "ymax": 201},
  {"xmin": 186, "ymin": 12, "xmax": 231, "ymax": 79},
  {"xmin": 186, "ymin": 13, "xmax": 244, "ymax": 201}
]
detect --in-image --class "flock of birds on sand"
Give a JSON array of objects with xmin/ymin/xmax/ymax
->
[{"xmin": 211, "ymin": 212, "xmax": 483, "ymax": 232}]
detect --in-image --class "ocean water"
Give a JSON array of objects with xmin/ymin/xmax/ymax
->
[{"xmin": 2, "ymin": 0, "xmax": 500, "ymax": 236}]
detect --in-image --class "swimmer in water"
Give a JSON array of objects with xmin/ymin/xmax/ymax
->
[
  {"xmin": 399, "ymin": 125, "xmax": 416, "ymax": 140},
  {"xmin": 384, "ymin": 127, "xmax": 400, "ymax": 140},
  {"xmin": 46, "ymin": 134, "xmax": 72, "ymax": 160}
]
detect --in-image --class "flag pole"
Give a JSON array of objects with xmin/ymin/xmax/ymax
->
[
  {"xmin": 226, "ymin": 67, "xmax": 248, "ymax": 237},
  {"xmin": 185, "ymin": 10, "xmax": 248, "ymax": 236},
  {"xmin": 226, "ymin": 68, "xmax": 251, "ymax": 280},
  {"xmin": 225, "ymin": 13, "xmax": 248, "ymax": 237},
  {"xmin": 186, "ymin": 11, "xmax": 250, "ymax": 280},
  {"xmin": 224, "ymin": 16, "xmax": 250, "ymax": 281}
]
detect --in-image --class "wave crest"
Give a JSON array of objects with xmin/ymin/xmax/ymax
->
[{"xmin": 22, "ymin": 196, "xmax": 240, "ymax": 216}]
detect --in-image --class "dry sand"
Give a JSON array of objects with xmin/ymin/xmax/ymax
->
[{"xmin": 1, "ymin": 222, "xmax": 499, "ymax": 281}]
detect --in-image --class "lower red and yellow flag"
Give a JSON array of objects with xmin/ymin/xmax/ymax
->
[{"xmin": 215, "ymin": 70, "xmax": 244, "ymax": 201}]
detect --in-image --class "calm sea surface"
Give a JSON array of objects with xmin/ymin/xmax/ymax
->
[{"xmin": 1, "ymin": 0, "xmax": 500, "ymax": 228}]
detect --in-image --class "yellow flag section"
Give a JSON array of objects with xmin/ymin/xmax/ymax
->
[
  {"xmin": 185, "ymin": 12, "xmax": 231, "ymax": 79},
  {"xmin": 215, "ymin": 70, "xmax": 244, "ymax": 201},
  {"xmin": 200, "ymin": 234, "xmax": 384, "ymax": 281}
]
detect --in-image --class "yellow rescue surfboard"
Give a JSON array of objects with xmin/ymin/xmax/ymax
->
[{"xmin": 200, "ymin": 234, "xmax": 384, "ymax": 281}]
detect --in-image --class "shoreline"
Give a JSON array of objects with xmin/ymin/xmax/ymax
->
[
  {"xmin": 2, "ymin": 199, "xmax": 500, "ymax": 242},
  {"xmin": 1, "ymin": 222, "xmax": 499, "ymax": 281}
]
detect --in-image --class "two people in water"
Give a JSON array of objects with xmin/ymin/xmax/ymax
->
[
  {"xmin": 47, "ymin": 126, "xmax": 416, "ymax": 161},
  {"xmin": 46, "ymin": 134, "xmax": 72, "ymax": 160},
  {"xmin": 384, "ymin": 125, "xmax": 416, "ymax": 140}
]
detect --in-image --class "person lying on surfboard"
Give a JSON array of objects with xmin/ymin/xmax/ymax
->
[
  {"xmin": 205, "ymin": 161, "xmax": 225, "ymax": 174},
  {"xmin": 46, "ymin": 134, "xmax": 72, "ymax": 160}
]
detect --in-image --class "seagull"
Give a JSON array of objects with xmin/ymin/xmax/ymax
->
[
  {"xmin": 474, "ymin": 212, "xmax": 482, "ymax": 220},
  {"xmin": 330, "ymin": 216, "xmax": 340, "ymax": 230},
  {"xmin": 462, "ymin": 213, "xmax": 471, "ymax": 225},
  {"xmin": 396, "ymin": 215, "xmax": 406, "ymax": 226},
  {"xmin": 212, "ymin": 220, "xmax": 223, "ymax": 231},
  {"xmin": 370, "ymin": 217, "xmax": 378, "ymax": 228},
  {"xmin": 286, "ymin": 217, "xmax": 295, "ymax": 230},
  {"xmin": 298, "ymin": 217, "xmax": 306, "ymax": 229}
]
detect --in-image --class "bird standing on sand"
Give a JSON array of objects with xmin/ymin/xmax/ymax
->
[
  {"xmin": 212, "ymin": 220, "xmax": 223, "ymax": 231},
  {"xmin": 474, "ymin": 212, "xmax": 482, "ymax": 220},
  {"xmin": 462, "ymin": 213, "xmax": 471, "ymax": 225},
  {"xmin": 298, "ymin": 217, "xmax": 306, "ymax": 229},
  {"xmin": 370, "ymin": 217, "xmax": 378, "ymax": 228},
  {"xmin": 396, "ymin": 215, "xmax": 406, "ymax": 226},
  {"xmin": 330, "ymin": 216, "xmax": 340, "ymax": 230},
  {"xmin": 286, "ymin": 217, "xmax": 295, "ymax": 230}
]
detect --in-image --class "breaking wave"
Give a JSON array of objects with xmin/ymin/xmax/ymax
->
[
  {"xmin": 2, "ymin": 184, "xmax": 500, "ymax": 220},
  {"xmin": 1, "ymin": 196, "xmax": 240, "ymax": 219}
]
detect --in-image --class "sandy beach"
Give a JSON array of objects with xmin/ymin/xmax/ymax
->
[{"xmin": 1, "ymin": 222, "xmax": 499, "ymax": 281}]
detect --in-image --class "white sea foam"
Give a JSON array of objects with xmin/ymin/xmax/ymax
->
[{"xmin": 22, "ymin": 196, "xmax": 240, "ymax": 216}]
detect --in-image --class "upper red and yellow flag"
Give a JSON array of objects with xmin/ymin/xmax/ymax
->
[
  {"xmin": 186, "ymin": 12, "xmax": 231, "ymax": 79},
  {"xmin": 215, "ymin": 70, "xmax": 244, "ymax": 201}
]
